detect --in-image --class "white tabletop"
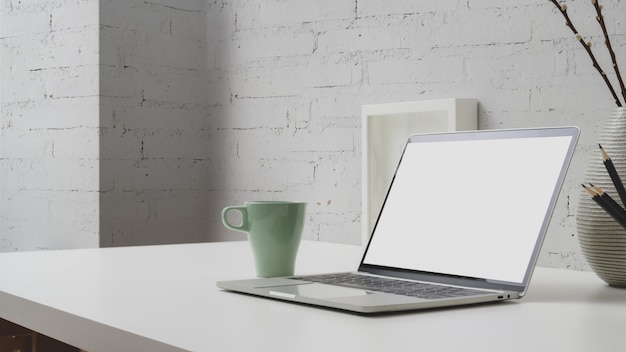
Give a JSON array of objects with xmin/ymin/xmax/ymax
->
[{"xmin": 0, "ymin": 240, "xmax": 624, "ymax": 352}]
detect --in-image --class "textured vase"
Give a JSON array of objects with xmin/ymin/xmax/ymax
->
[{"xmin": 576, "ymin": 107, "xmax": 626, "ymax": 287}]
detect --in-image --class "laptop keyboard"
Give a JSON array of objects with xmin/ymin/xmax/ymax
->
[{"xmin": 292, "ymin": 273, "xmax": 490, "ymax": 300}]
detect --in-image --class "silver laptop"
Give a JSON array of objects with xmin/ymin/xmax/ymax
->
[{"xmin": 217, "ymin": 127, "xmax": 580, "ymax": 314}]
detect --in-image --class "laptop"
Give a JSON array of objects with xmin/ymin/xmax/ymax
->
[{"xmin": 217, "ymin": 126, "xmax": 580, "ymax": 314}]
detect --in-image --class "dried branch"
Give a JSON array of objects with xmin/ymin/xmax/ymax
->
[
  {"xmin": 548, "ymin": 0, "xmax": 623, "ymax": 107},
  {"xmin": 592, "ymin": 0, "xmax": 626, "ymax": 104}
]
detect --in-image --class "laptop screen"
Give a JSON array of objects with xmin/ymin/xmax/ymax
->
[{"xmin": 361, "ymin": 127, "xmax": 578, "ymax": 285}]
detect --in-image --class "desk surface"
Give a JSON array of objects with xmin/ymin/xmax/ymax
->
[{"xmin": 0, "ymin": 241, "xmax": 624, "ymax": 352}]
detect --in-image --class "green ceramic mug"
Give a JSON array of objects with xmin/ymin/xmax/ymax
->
[{"xmin": 222, "ymin": 201, "xmax": 306, "ymax": 277}]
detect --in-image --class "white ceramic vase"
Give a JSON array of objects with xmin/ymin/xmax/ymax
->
[{"xmin": 576, "ymin": 107, "xmax": 626, "ymax": 287}]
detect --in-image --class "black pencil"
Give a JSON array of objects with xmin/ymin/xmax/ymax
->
[
  {"xmin": 590, "ymin": 185, "xmax": 626, "ymax": 220},
  {"xmin": 599, "ymin": 144, "xmax": 626, "ymax": 207},
  {"xmin": 582, "ymin": 184, "xmax": 626, "ymax": 229}
]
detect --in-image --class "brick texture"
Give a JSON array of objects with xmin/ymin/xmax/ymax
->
[{"xmin": 4, "ymin": 0, "xmax": 626, "ymax": 270}]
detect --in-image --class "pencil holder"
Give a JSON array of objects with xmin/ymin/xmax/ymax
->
[{"xmin": 577, "ymin": 107, "xmax": 626, "ymax": 288}]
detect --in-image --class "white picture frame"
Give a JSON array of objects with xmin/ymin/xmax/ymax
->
[{"xmin": 361, "ymin": 98, "xmax": 478, "ymax": 246}]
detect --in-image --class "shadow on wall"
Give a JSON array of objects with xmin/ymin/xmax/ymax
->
[
  {"xmin": 203, "ymin": 1, "xmax": 248, "ymax": 242},
  {"xmin": 99, "ymin": 1, "xmax": 229, "ymax": 246}
]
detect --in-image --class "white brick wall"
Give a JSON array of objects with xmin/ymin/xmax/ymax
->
[
  {"xmin": 1, "ymin": 0, "xmax": 100, "ymax": 251},
  {"xmin": 3, "ymin": 0, "xmax": 626, "ymax": 270},
  {"xmin": 205, "ymin": 0, "xmax": 626, "ymax": 271},
  {"xmin": 99, "ymin": 0, "xmax": 209, "ymax": 246}
]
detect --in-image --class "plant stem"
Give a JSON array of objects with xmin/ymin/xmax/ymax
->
[
  {"xmin": 593, "ymin": 0, "xmax": 626, "ymax": 105},
  {"xmin": 548, "ymin": 0, "xmax": 622, "ymax": 107}
]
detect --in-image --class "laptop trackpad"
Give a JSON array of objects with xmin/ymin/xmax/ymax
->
[{"xmin": 268, "ymin": 283, "xmax": 369, "ymax": 299}]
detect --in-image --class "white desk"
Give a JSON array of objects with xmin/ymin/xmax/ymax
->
[{"xmin": 0, "ymin": 241, "xmax": 624, "ymax": 352}]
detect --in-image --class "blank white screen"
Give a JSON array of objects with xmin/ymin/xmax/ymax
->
[{"xmin": 362, "ymin": 135, "xmax": 573, "ymax": 283}]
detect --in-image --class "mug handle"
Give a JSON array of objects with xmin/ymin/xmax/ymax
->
[{"xmin": 221, "ymin": 206, "xmax": 249, "ymax": 232}]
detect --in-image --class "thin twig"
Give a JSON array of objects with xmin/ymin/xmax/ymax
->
[
  {"xmin": 593, "ymin": 0, "xmax": 626, "ymax": 105},
  {"xmin": 548, "ymin": 0, "xmax": 622, "ymax": 107}
]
